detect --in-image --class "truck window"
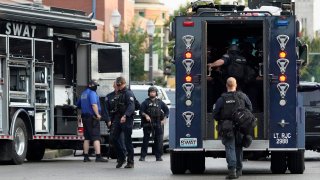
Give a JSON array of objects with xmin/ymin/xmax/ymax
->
[
  {"xmin": 0, "ymin": 36, "xmax": 6, "ymax": 55},
  {"xmin": 98, "ymin": 48, "xmax": 122, "ymax": 73},
  {"xmin": 9, "ymin": 37, "xmax": 32, "ymax": 58}
]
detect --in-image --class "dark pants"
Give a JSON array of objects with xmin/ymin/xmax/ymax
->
[
  {"xmin": 109, "ymin": 125, "xmax": 127, "ymax": 157},
  {"xmin": 141, "ymin": 122, "xmax": 163, "ymax": 159},
  {"xmin": 222, "ymin": 131, "xmax": 243, "ymax": 171},
  {"xmin": 112, "ymin": 118, "xmax": 134, "ymax": 164},
  {"xmin": 82, "ymin": 114, "xmax": 100, "ymax": 141}
]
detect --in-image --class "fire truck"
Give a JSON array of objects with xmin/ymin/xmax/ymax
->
[
  {"xmin": 0, "ymin": 3, "xmax": 129, "ymax": 164},
  {"xmin": 170, "ymin": 0, "xmax": 308, "ymax": 174}
]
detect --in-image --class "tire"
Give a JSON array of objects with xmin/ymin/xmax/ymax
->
[
  {"xmin": 287, "ymin": 150, "xmax": 305, "ymax": 174},
  {"xmin": 26, "ymin": 141, "xmax": 45, "ymax": 162},
  {"xmin": 170, "ymin": 151, "xmax": 187, "ymax": 174},
  {"xmin": 270, "ymin": 151, "xmax": 287, "ymax": 174},
  {"xmin": 10, "ymin": 118, "xmax": 28, "ymax": 165},
  {"xmin": 188, "ymin": 152, "xmax": 205, "ymax": 174}
]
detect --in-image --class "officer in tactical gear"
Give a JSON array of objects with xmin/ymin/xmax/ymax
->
[
  {"xmin": 112, "ymin": 77, "xmax": 135, "ymax": 168},
  {"xmin": 77, "ymin": 79, "xmax": 108, "ymax": 163},
  {"xmin": 139, "ymin": 86, "xmax": 169, "ymax": 162},
  {"xmin": 207, "ymin": 44, "xmax": 248, "ymax": 90},
  {"xmin": 212, "ymin": 77, "xmax": 252, "ymax": 179},
  {"xmin": 104, "ymin": 81, "xmax": 126, "ymax": 160}
]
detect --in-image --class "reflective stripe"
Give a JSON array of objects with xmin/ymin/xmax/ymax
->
[
  {"xmin": 254, "ymin": 121, "xmax": 258, "ymax": 138},
  {"xmin": 214, "ymin": 120, "xmax": 218, "ymax": 139},
  {"xmin": 0, "ymin": 135, "xmax": 13, "ymax": 139},
  {"xmin": 33, "ymin": 135, "xmax": 84, "ymax": 140}
]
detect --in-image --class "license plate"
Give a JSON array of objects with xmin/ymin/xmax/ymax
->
[{"xmin": 180, "ymin": 138, "xmax": 197, "ymax": 147}]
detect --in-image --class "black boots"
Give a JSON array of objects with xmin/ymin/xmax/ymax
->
[
  {"xmin": 95, "ymin": 154, "xmax": 108, "ymax": 162},
  {"xmin": 116, "ymin": 159, "xmax": 126, "ymax": 168},
  {"xmin": 124, "ymin": 163, "xmax": 134, "ymax": 168},
  {"xmin": 225, "ymin": 169, "xmax": 238, "ymax": 179},
  {"xmin": 83, "ymin": 154, "xmax": 91, "ymax": 162}
]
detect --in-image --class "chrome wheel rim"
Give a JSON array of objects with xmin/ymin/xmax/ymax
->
[{"xmin": 14, "ymin": 127, "xmax": 26, "ymax": 156}]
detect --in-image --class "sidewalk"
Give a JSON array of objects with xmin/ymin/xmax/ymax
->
[{"xmin": 43, "ymin": 149, "xmax": 74, "ymax": 159}]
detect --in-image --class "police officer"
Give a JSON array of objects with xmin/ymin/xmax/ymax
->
[
  {"xmin": 212, "ymin": 77, "xmax": 252, "ymax": 179},
  {"xmin": 104, "ymin": 81, "xmax": 127, "ymax": 160},
  {"xmin": 139, "ymin": 86, "xmax": 169, "ymax": 162},
  {"xmin": 112, "ymin": 77, "xmax": 135, "ymax": 168},
  {"xmin": 77, "ymin": 79, "xmax": 108, "ymax": 162},
  {"xmin": 207, "ymin": 44, "xmax": 247, "ymax": 90}
]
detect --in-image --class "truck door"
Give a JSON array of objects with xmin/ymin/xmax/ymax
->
[
  {"xmin": 172, "ymin": 17, "xmax": 204, "ymax": 149},
  {"xmin": 266, "ymin": 16, "xmax": 301, "ymax": 149}
]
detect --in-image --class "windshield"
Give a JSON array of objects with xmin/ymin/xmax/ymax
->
[
  {"xmin": 132, "ymin": 90, "xmax": 147, "ymax": 104},
  {"xmin": 166, "ymin": 90, "xmax": 175, "ymax": 106},
  {"xmin": 132, "ymin": 89, "xmax": 164, "ymax": 104}
]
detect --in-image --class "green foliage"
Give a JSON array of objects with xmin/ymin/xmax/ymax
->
[
  {"xmin": 300, "ymin": 36, "xmax": 320, "ymax": 82},
  {"xmin": 118, "ymin": 20, "xmax": 147, "ymax": 81}
]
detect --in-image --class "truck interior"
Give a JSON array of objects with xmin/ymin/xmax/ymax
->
[{"xmin": 206, "ymin": 20, "xmax": 265, "ymax": 139}]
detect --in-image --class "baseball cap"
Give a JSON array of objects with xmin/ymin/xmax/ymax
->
[{"xmin": 88, "ymin": 79, "xmax": 100, "ymax": 86}]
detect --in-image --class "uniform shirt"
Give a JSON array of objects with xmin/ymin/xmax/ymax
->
[
  {"xmin": 77, "ymin": 88, "xmax": 101, "ymax": 115},
  {"xmin": 220, "ymin": 52, "xmax": 246, "ymax": 66},
  {"xmin": 140, "ymin": 98, "xmax": 169, "ymax": 119},
  {"xmin": 212, "ymin": 91, "xmax": 252, "ymax": 121},
  {"xmin": 118, "ymin": 87, "xmax": 135, "ymax": 118},
  {"xmin": 104, "ymin": 91, "xmax": 117, "ymax": 122}
]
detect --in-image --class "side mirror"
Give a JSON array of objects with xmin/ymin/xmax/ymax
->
[{"xmin": 299, "ymin": 44, "xmax": 309, "ymax": 66}]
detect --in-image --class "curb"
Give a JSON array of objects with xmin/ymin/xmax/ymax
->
[{"xmin": 43, "ymin": 149, "xmax": 74, "ymax": 159}]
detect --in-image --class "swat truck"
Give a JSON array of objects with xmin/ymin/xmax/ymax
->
[
  {"xmin": 170, "ymin": 0, "xmax": 308, "ymax": 174},
  {"xmin": 0, "ymin": 3, "xmax": 129, "ymax": 164}
]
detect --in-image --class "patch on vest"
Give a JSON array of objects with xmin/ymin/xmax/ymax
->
[
  {"xmin": 130, "ymin": 97, "xmax": 134, "ymax": 101},
  {"xmin": 226, "ymin": 100, "xmax": 236, "ymax": 103}
]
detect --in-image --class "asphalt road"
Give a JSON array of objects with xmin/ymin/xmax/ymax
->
[{"xmin": 0, "ymin": 150, "xmax": 319, "ymax": 180}]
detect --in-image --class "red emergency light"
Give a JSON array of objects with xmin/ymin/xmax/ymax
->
[
  {"xmin": 183, "ymin": 21, "xmax": 195, "ymax": 27},
  {"xmin": 78, "ymin": 127, "xmax": 84, "ymax": 136}
]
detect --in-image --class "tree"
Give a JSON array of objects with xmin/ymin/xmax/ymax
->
[
  {"xmin": 300, "ymin": 36, "xmax": 320, "ymax": 82},
  {"xmin": 118, "ymin": 20, "xmax": 148, "ymax": 81}
]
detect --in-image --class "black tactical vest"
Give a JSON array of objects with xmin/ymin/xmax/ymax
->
[
  {"xmin": 146, "ymin": 99, "xmax": 163, "ymax": 120},
  {"xmin": 220, "ymin": 92, "xmax": 244, "ymax": 120},
  {"xmin": 227, "ymin": 53, "xmax": 247, "ymax": 81},
  {"xmin": 114, "ymin": 92, "xmax": 126, "ymax": 115}
]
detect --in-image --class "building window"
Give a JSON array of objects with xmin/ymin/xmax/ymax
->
[{"xmin": 139, "ymin": 11, "xmax": 145, "ymax": 17}]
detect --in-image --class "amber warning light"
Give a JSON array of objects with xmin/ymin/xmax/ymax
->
[
  {"xmin": 185, "ymin": 51, "xmax": 192, "ymax": 59},
  {"xmin": 185, "ymin": 75, "xmax": 192, "ymax": 83},
  {"xmin": 279, "ymin": 74, "xmax": 287, "ymax": 82},
  {"xmin": 279, "ymin": 51, "xmax": 287, "ymax": 58}
]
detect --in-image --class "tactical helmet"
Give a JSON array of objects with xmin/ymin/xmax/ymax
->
[
  {"xmin": 228, "ymin": 44, "xmax": 240, "ymax": 52},
  {"xmin": 148, "ymin": 86, "xmax": 158, "ymax": 96}
]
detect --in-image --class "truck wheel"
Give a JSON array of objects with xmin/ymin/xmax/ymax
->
[
  {"xmin": 270, "ymin": 151, "xmax": 287, "ymax": 174},
  {"xmin": 26, "ymin": 141, "xmax": 45, "ymax": 161},
  {"xmin": 287, "ymin": 150, "xmax": 305, "ymax": 174},
  {"xmin": 188, "ymin": 152, "xmax": 205, "ymax": 174},
  {"xmin": 10, "ymin": 118, "xmax": 28, "ymax": 165},
  {"xmin": 170, "ymin": 151, "xmax": 187, "ymax": 174}
]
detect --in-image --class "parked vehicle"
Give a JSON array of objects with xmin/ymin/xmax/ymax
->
[{"xmin": 298, "ymin": 81, "xmax": 320, "ymax": 152}]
